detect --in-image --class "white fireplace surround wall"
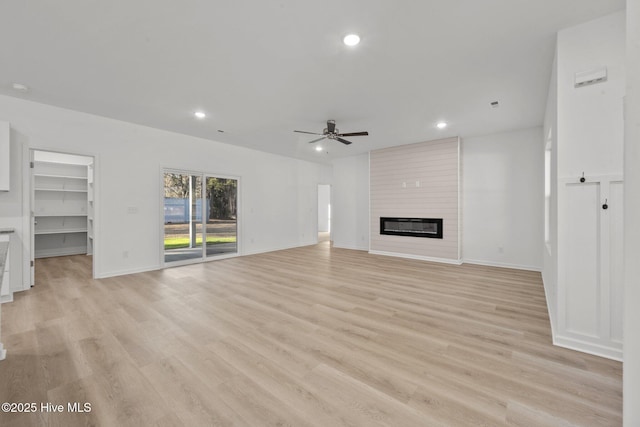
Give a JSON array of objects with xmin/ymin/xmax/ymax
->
[{"xmin": 369, "ymin": 137, "xmax": 461, "ymax": 263}]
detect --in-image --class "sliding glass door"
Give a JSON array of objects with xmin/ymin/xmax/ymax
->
[{"xmin": 163, "ymin": 170, "xmax": 237, "ymax": 264}]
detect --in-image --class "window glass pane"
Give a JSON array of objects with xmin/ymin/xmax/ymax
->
[
  {"xmin": 164, "ymin": 173, "xmax": 203, "ymax": 263},
  {"xmin": 205, "ymin": 177, "xmax": 237, "ymax": 257}
]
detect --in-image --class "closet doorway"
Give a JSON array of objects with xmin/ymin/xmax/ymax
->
[
  {"xmin": 30, "ymin": 150, "xmax": 95, "ymax": 284},
  {"xmin": 318, "ymin": 184, "xmax": 331, "ymax": 243}
]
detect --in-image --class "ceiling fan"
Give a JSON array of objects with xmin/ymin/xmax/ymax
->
[{"xmin": 294, "ymin": 120, "xmax": 368, "ymax": 145}]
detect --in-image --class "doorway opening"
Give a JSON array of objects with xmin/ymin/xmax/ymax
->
[
  {"xmin": 30, "ymin": 149, "xmax": 95, "ymax": 285},
  {"xmin": 163, "ymin": 170, "xmax": 238, "ymax": 265},
  {"xmin": 318, "ymin": 184, "xmax": 331, "ymax": 243}
]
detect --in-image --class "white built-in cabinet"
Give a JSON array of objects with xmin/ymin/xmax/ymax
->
[
  {"xmin": 33, "ymin": 160, "xmax": 92, "ymax": 258},
  {"xmin": 0, "ymin": 121, "xmax": 9, "ymax": 191},
  {"xmin": 557, "ymin": 175, "xmax": 624, "ymax": 359}
]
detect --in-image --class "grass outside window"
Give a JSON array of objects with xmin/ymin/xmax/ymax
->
[{"xmin": 164, "ymin": 236, "xmax": 236, "ymax": 250}]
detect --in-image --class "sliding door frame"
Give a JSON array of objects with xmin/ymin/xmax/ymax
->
[{"xmin": 160, "ymin": 167, "xmax": 241, "ymax": 268}]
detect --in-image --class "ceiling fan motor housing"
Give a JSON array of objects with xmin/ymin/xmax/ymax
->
[{"xmin": 293, "ymin": 119, "xmax": 367, "ymax": 145}]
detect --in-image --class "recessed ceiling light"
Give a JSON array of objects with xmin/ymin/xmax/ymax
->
[
  {"xmin": 315, "ymin": 146, "xmax": 323, "ymax": 152},
  {"xmin": 343, "ymin": 34, "xmax": 360, "ymax": 46},
  {"xmin": 12, "ymin": 83, "xmax": 29, "ymax": 92},
  {"xmin": 194, "ymin": 111, "xmax": 206, "ymax": 119},
  {"xmin": 436, "ymin": 121, "xmax": 448, "ymax": 129},
  {"xmin": 491, "ymin": 101, "xmax": 500, "ymax": 108}
]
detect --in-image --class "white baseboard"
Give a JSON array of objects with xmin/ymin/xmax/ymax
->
[
  {"xmin": 369, "ymin": 250, "xmax": 463, "ymax": 265},
  {"xmin": 95, "ymin": 264, "xmax": 161, "ymax": 279},
  {"xmin": 553, "ymin": 335, "xmax": 623, "ymax": 361},
  {"xmin": 333, "ymin": 243, "xmax": 368, "ymax": 251},
  {"xmin": 463, "ymin": 258, "xmax": 542, "ymax": 272},
  {"xmin": 541, "ymin": 275, "xmax": 557, "ymax": 341},
  {"xmin": 96, "ymin": 242, "xmax": 319, "ymax": 279},
  {"xmin": 243, "ymin": 242, "xmax": 315, "ymax": 256}
]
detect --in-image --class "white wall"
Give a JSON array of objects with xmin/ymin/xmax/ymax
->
[
  {"xmin": 552, "ymin": 11, "xmax": 626, "ymax": 360},
  {"xmin": 462, "ymin": 128, "xmax": 543, "ymax": 271},
  {"xmin": 543, "ymin": 51, "xmax": 559, "ymax": 336},
  {"xmin": 0, "ymin": 95, "xmax": 330, "ymax": 281},
  {"xmin": 331, "ymin": 154, "xmax": 369, "ymax": 251},
  {"xmin": 557, "ymin": 12, "xmax": 626, "ymax": 177},
  {"xmin": 624, "ymin": 0, "xmax": 640, "ymax": 423},
  {"xmin": 317, "ymin": 184, "xmax": 330, "ymax": 233}
]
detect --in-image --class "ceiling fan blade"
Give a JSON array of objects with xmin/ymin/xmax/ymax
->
[
  {"xmin": 307, "ymin": 136, "xmax": 327, "ymax": 144},
  {"xmin": 294, "ymin": 130, "xmax": 323, "ymax": 135},
  {"xmin": 336, "ymin": 137, "xmax": 353, "ymax": 145},
  {"xmin": 337, "ymin": 131, "xmax": 369, "ymax": 137},
  {"xmin": 327, "ymin": 120, "xmax": 336, "ymax": 134}
]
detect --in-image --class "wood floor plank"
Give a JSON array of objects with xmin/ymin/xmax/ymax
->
[
  {"xmin": 0, "ymin": 243, "xmax": 623, "ymax": 426},
  {"xmin": 140, "ymin": 355, "xmax": 245, "ymax": 426}
]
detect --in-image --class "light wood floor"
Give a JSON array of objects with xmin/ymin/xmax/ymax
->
[{"xmin": 0, "ymin": 243, "xmax": 622, "ymax": 426}]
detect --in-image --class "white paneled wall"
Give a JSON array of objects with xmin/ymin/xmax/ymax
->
[
  {"xmin": 547, "ymin": 11, "xmax": 626, "ymax": 360},
  {"xmin": 370, "ymin": 137, "xmax": 460, "ymax": 263},
  {"xmin": 557, "ymin": 176, "xmax": 623, "ymax": 359}
]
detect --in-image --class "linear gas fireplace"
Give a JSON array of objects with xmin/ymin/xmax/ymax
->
[{"xmin": 380, "ymin": 217, "xmax": 443, "ymax": 239}]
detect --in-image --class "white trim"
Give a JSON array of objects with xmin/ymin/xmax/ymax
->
[
  {"xmin": 333, "ymin": 244, "xmax": 368, "ymax": 251},
  {"xmin": 22, "ymin": 141, "xmax": 32, "ymax": 289},
  {"xmin": 369, "ymin": 250, "xmax": 463, "ymax": 265},
  {"xmin": 553, "ymin": 335, "xmax": 623, "ymax": 362},
  {"xmin": 457, "ymin": 136, "xmax": 462, "ymax": 261},
  {"xmin": 0, "ymin": 342, "xmax": 6, "ymax": 360},
  {"xmin": 558, "ymin": 173, "xmax": 623, "ymax": 185},
  {"xmin": 242, "ymin": 242, "xmax": 316, "ymax": 257},
  {"xmin": 98, "ymin": 241, "xmax": 318, "ymax": 279},
  {"xmin": 95, "ymin": 264, "xmax": 161, "ymax": 279},
  {"xmin": 463, "ymin": 258, "xmax": 542, "ymax": 272},
  {"xmin": 541, "ymin": 274, "xmax": 557, "ymax": 343},
  {"xmin": 368, "ymin": 151, "xmax": 371, "ymax": 253}
]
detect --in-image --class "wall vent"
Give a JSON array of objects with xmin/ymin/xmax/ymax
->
[{"xmin": 575, "ymin": 67, "xmax": 607, "ymax": 88}]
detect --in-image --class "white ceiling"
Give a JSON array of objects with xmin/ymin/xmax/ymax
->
[{"xmin": 0, "ymin": 1, "xmax": 625, "ymax": 163}]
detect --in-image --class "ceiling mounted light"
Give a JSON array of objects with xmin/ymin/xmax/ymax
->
[
  {"xmin": 315, "ymin": 146, "xmax": 323, "ymax": 152},
  {"xmin": 12, "ymin": 83, "xmax": 29, "ymax": 92},
  {"xmin": 343, "ymin": 34, "xmax": 360, "ymax": 46},
  {"xmin": 194, "ymin": 111, "xmax": 206, "ymax": 119},
  {"xmin": 436, "ymin": 121, "xmax": 448, "ymax": 129}
]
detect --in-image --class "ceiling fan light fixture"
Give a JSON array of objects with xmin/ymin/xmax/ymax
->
[{"xmin": 343, "ymin": 34, "xmax": 360, "ymax": 46}]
